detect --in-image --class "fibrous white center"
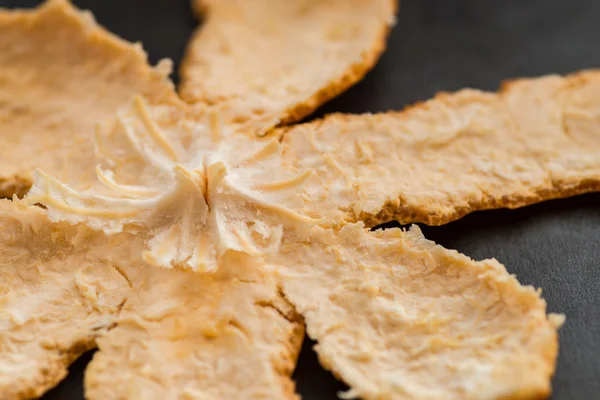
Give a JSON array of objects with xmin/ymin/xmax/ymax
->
[{"xmin": 27, "ymin": 96, "xmax": 318, "ymax": 272}]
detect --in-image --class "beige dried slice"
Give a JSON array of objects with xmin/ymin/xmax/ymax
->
[
  {"xmin": 0, "ymin": 200, "xmax": 130, "ymax": 399},
  {"xmin": 28, "ymin": 96, "xmax": 319, "ymax": 272},
  {"xmin": 180, "ymin": 0, "xmax": 397, "ymax": 135},
  {"xmin": 0, "ymin": 0, "xmax": 177, "ymax": 198},
  {"xmin": 0, "ymin": 200, "xmax": 304, "ymax": 399},
  {"xmin": 279, "ymin": 71, "xmax": 600, "ymax": 227},
  {"xmin": 85, "ymin": 255, "xmax": 303, "ymax": 400},
  {"xmin": 272, "ymin": 223, "xmax": 562, "ymax": 400}
]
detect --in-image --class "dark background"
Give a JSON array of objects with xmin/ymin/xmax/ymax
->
[{"xmin": 2, "ymin": 0, "xmax": 600, "ymax": 399}]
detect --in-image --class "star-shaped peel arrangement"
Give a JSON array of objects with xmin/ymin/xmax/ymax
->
[{"xmin": 4, "ymin": 0, "xmax": 598, "ymax": 399}]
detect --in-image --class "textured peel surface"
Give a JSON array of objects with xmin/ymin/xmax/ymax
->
[
  {"xmin": 279, "ymin": 71, "xmax": 600, "ymax": 227},
  {"xmin": 0, "ymin": 0, "xmax": 176, "ymax": 198},
  {"xmin": 1, "ymin": 2, "xmax": 573, "ymax": 398},
  {"xmin": 0, "ymin": 200, "xmax": 130, "ymax": 399},
  {"xmin": 272, "ymin": 223, "xmax": 562, "ymax": 400},
  {"xmin": 180, "ymin": 0, "xmax": 397, "ymax": 135},
  {"xmin": 28, "ymin": 97, "xmax": 318, "ymax": 272},
  {"xmin": 0, "ymin": 200, "xmax": 303, "ymax": 399},
  {"xmin": 85, "ymin": 255, "xmax": 303, "ymax": 400}
]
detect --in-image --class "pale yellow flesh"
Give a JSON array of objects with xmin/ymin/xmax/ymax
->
[
  {"xmin": 279, "ymin": 71, "xmax": 600, "ymax": 227},
  {"xmin": 180, "ymin": 0, "xmax": 397, "ymax": 135},
  {"xmin": 273, "ymin": 224, "xmax": 561, "ymax": 400},
  {"xmin": 0, "ymin": 0, "xmax": 176, "ymax": 198},
  {"xmin": 0, "ymin": 200, "xmax": 303, "ymax": 400}
]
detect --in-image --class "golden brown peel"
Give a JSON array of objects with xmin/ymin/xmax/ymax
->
[
  {"xmin": 0, "ymin": 0, "xmax": 177, "ymax": 198},
  {"xmin": 0, "ymin": 201, "xmax": 130, "ymax": 399},
  {"xmin": 180, "ymin": 0, "xmax": 397, "ymax": 135},
  {"xmin": 279, "ymin": 71, "xmax": 600, "ymax": 227},
  {"xmin": 0, "ymin": 200, "xmax": 304, "ymax": 399},
  {"xmin": 85, "ymin": 258, "xmax": 303, "ymax": 400},
  {"xmin": 273, "ymin": 223, "xmax": 562, "ymax": 400}
]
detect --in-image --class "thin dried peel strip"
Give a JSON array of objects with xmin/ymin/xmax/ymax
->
[
  {"xmin": 180, "ymin": 0, "xmax": 397, "ymax": 135},
  {"xmin": 0, "ymin": 0, "xmax": 177, "ymax": 198},
  {"xmin": 28, "ymin": 97, "xmax": 319, "ymax": 272},
  {"xmin": 273, "ymin": 223, "xmax": 562, "ymax": 400},
  {"xmin": 85, "ymin": 256, "xmax": 303, "ymax": 400},
  {"xmin": 0, "ymin": 201, "xmax": 304, "ymax": 399},
  {"xmin": 279, "ymin": 71, "xmax": 600, "ymax": 227},
  {"xmin": 0, "ymin": 201, "xmax": 130, "ymax": 399}
]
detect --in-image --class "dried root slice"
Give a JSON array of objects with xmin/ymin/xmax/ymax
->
[
  {"xmin": 273, "ymin": 224, "xmax": 562, "ymax": 400},
  {"xmin": 85, "ymin": 255, "xmax": 304, "ymax": 400},
  {"xmin": 0, "ymin": 0, "xmax": 178, "ymax": 198},
  {"xmin": 279, "ymin": 71, "xmax": 600, "ymax": 227},
  {"xmin": 180, "ymin": 0, "xmax": 397, "ymax": 135},
  {"xmin": 0, "ymin": 200, "xmax": 130, "ymax": 399}
]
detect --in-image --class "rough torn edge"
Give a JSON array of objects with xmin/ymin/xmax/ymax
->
[
  {"xmin": 179, "ymin": 0, "xmax": 399, "ymax": 130},
  {"xmin": 82, "ymin": 291, "xmax": 305, "ymax": 400},
  {"xmin": 9, "ymin": 327, "xmax": 110, "ymax": 400},
  {"xmin": 261, "ymin": 292, "xmax": 306, "ymax": 400},
  {"xmin": 0, "ymin": 0, "xmax": 176, "ymax": 200},
  {"xmin": 275, "ymin": 70, "xmax": 600, "ymax": 228}
]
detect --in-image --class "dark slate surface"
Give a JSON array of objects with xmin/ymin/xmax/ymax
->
[{"xmin": 1, "ymin": 0, "xmax": 599, "ymax": 399}]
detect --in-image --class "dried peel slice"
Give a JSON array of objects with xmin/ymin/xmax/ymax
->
[
  {"xmin": 180, "ymin": 0, "xmax": 397, "ymax": 135},
  {"xmin": 272, "ymin": 223, "xmax": 562, "ymax": 400},
  {"xmin": 28, "ymin": 97, "xmax": 320, "ymax": 272},
  {"xmin": 0, "ymin": 0, "xmax": 177, "ymax": 198},
  {"xmin": 85, "ymin": 256, "xmax": 303, "ymax": 399},
  {"xmin": 279, "ymin": 71, "xmax": 600, "ymax": 227},
  {"xmin": 0, "ymin": 200, "xmax": 130, "ymax": 399},
  {"xmin": 0, "ymin": 200, "xmax": 304, "ymax": 399}
]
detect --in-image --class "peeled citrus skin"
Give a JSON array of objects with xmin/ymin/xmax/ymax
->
[{"xmin": 0, "ymin": 0, "xmax": 175, "ymax": 199}]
